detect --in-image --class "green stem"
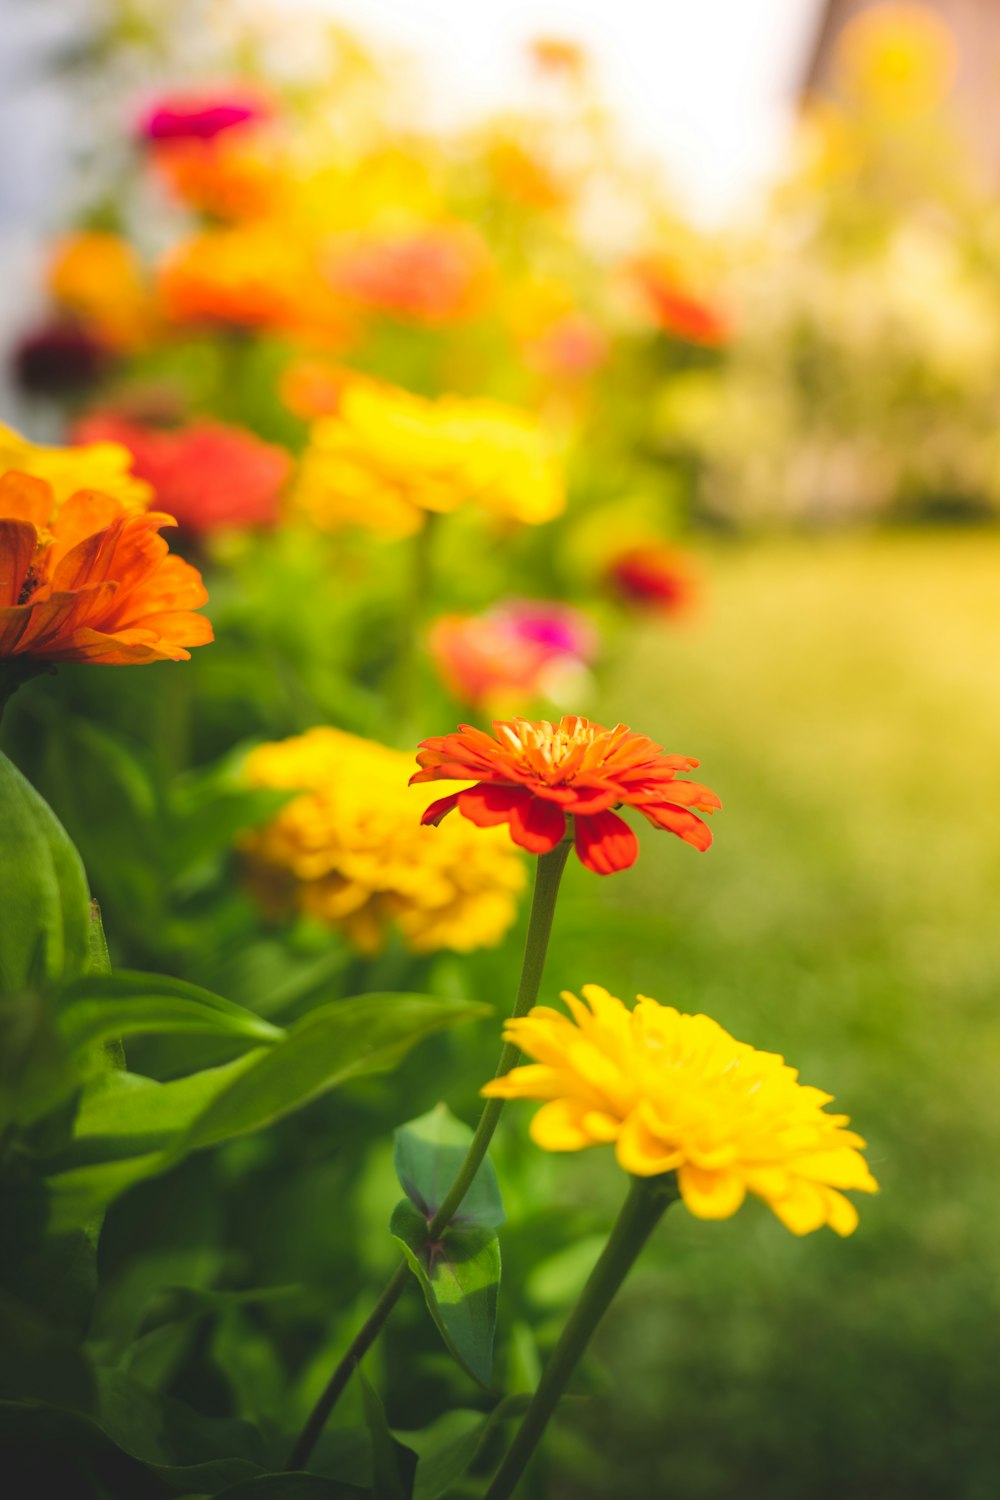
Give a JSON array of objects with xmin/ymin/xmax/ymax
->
[
  {"xmin": 285, "ymin": 839, "xmax": 571, "ymax": 1472},
  {"xmin": 394, "ymin": 512, "xmax": 436, "ymax": 741},
  {"xmin": 483, "ymin": 1177, "xmax": 677, "ymax": 1500},
  {"xmin": 0, "ymin": 662, "xmax": 47, "ymax": 728}
]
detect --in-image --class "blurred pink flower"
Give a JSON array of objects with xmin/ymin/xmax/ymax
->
[
  {"xmin": 72, "ymin": 413, "xmax": 291, "ymax": 537},
  {"xmin": 138, "ymin": 89, "xmax": 272, "ymax": 143},
  {"xmin": 430, "ymin": 600, "xmax": 597, "ymax": 710},
  {"xmin": 528, "ymin": 313, "xmax": 609, "ymax": 377}
]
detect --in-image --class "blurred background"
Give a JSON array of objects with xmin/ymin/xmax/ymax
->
[{"xmin": 3, "ymin": 2, "xmax": 1000, "ymax": 1497}]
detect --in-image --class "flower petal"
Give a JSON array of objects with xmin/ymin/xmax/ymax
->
[
  {"xmin": 507, "ymin": 792, "xmax": 566, "ymax": 853},
  {"xmin": 678, "ymin": 1164, "xmax": 747, "ymax": 1220},
  {"xmin": 419, "ymin": 791, "xmax": 462, "ymax": 827},
  {"xmin": 638, "ymin": 801, "xmax": 713, "ymax": 851},
  {"xmin": 574, "ymin": 809, "xmax": 638, "ymax": 875}
]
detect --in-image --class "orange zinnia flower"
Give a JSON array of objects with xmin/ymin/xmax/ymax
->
[
  {"xmin": 0, "ymin": 472, "xmax": 212, "ymax": 664},
  {"xmin": 411, "ymin": 716, "xmax": 720, "ymax": 875}
]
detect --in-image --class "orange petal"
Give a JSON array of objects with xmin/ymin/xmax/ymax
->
[
  {"xmin": 0, "ymin": 471, "xmax": 52, "ymax": 528},
  {"xmin": 0, "ymin": 519, "xmax": 39, "ymax": 607},
  {"xmin": 574, "ymin": 809, "xmax": 638, "ymax": 875}
]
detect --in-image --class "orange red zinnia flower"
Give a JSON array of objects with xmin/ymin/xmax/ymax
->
[
  {"xmin": 72, "ymin": 414, "xmax": 291, "ymax": 537},
  {"xmin": 0, "ymin": 472, "xmax": 212, "ymax": 664},
  {"xmin": 411, "ymin": 716, "xmax": 720, "ymax": 875}
]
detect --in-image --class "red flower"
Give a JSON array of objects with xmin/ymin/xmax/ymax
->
[
  {"xmin": 71, "ymin": 415, "xmax": 290, "ymax": 537},
  {"xmin": 608, "ymin": 544, "xmax": 700, "ymax": 615},
  {"xmin": 411, "ymin": 716, "xmax": 720, "ymax": 875}
]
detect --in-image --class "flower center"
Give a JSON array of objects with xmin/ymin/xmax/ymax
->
[{"xmin": 497, "ymin": 718, "xmax": 607, "ymax": 782}]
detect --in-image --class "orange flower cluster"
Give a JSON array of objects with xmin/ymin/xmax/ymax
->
[
  {"xmin": 0, "ymin": 472, "xmax": 212, "ymax": 664},
  {"xmin": 412, "ymin": 715, "xmax": 720, "ymax": 875}
]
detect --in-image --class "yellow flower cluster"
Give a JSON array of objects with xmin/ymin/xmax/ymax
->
[
  {"xmin": 294, "ymin": 380, "xmax": 565, "ymax": 538},
  {"xmin": 241, "ymin": 727, "xmax": 526, "ymax": 953},
  {"xmin": 0, "ymin": 423, "xmax": 150, "ymax": 512},
  {"xmin": 484, "ymin": 985, "xmax": 878, "ymax": 1235}
]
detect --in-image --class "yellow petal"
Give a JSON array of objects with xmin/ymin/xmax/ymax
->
[{"xmin": 678, "ymin": 1164, "xmax": 747, "ymax": 1220}]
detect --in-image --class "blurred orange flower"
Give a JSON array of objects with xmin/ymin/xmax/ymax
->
[
  {"xmin": 608, "ymin": 544, "xmax": 700, "ymax": 615},
  {"xmin": 633, "ymin": 259, "xmax": 732, "ymax": 347},
  {"xmin": 279, "ymin": 359, "xmax": 350, "ymax": 420},
  {"xmin": 327, "ymin": 224, "xmax": 491, "ymax": 325},
  {"xmin": 151, "ymin": 130, "xmax": 287, "ymax": 221},
  {"xmin": 412, "ymin": 715, "xmax": 720, "ymax": 875},
  {"xmin": 0, "ymin": 472, "xmax": 212, "ymax": 664},
  {"xmin": 158, "ymin": 227, "xmax": 351, "ymax": 341},
  {"xmin": 72, "ymin": 415, "xmax": 291, "ymax": 537},
  {"xmin": 528, "ymin": 37, "xmax": 588, "ymax": 76},
  {"xmin": 47, "ymin": 233, "xmax": 153, "ymax": 351}
]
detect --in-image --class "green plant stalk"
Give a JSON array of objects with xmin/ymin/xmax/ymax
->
[
  {"xmin": 286, "ymin": 838, "xmax": 572, "ymax": 1472},
  {"xmin": 483, "ymin": 1176, "xmax": 677, "ymax": 1500},
  {"xmin": 394, "ymin": 511, "xmax": 437, "ymax": 741}
]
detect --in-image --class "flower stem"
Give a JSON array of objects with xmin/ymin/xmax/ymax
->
[
  {"xmin": 483, "ymin": 1176, "xmax": 677, "ymax": 1500},
  {"xmin": 394, "ymin": 512, "xmax": 436, "ymax": 741},
  {"xmin": 285, "ymin": 839, "xmax": 571, "ymax": 1472}
]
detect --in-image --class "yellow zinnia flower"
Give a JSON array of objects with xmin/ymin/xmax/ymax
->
[
  {"xmin": 241, "ymin": 727, "xmax": 526, "ymax": 953},
  {"xmin": 0, "ymin": 423, "xmax": 150, "ymax": 512},
  {"xmin": 294, "ymin": 380, "xmax": 564, "ymax": 538},
  {"xmin": 484, "ymin": 985, "xmax": 878, "ymax": 1235}
]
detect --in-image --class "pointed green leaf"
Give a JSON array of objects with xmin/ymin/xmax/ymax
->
[
  {"xmin": 390, "ymin": 1199, "xmax": 500, "ymax": 1389},
  {"xmin": 44, "ymin": 995, "xmax": 489, "ymax": 1229},
  {"xmin": 358, "ymin": 1365, "xmax": 416, "ymax": 1500},
  {"xmin": 54, "ymin": 972, "xmax": 284, "ymax": 1057},
  {"xmin": 0, "ymin": 750, "xmax": 90, "ymax": 995},
  {"xmin": 393, "ymin": 1104, "xmax": 504, "ymax": 1230},
  {"xmin": 169, "ymin": 994, "xmax": 491, "ymax": 1160}
]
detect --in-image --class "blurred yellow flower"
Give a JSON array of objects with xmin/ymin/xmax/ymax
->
[
  {"xmin": 484, "ymin": 985, "xmax": 878, "ymax": 1235},
  {"xmin": 47, "ymin": 232, "xmax": 153, "ymax": 350},
  {"xmin": 241, "ymin": 727, "xmax": 526, "ymax": 954},
  {"xmin": 836, "ymin": 3, "xmax": 956, "ymax": 115},
  {"xmin": 0, "ymin": 423, "xmax": 150, "ymax": 511},
  {"xmin": 295, "ymin": 380, "xmax": 565, "ymax": 537}
]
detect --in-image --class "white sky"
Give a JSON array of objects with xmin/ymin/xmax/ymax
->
[{"xmin": 300, "ymin": 0, "xmax": 825, "ymax": 220}]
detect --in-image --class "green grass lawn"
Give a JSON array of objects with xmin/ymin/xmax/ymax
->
[{"xmin": 505, "ymin": 531, "xmax": 1000, "ymax": 1499}]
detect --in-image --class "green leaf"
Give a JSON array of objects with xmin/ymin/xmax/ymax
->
[
  {"xmin": 393, "ymin": 1104, "xmax": 505, "ymax": 1231},
  {"xmin": 390, "ymin": 1199, "xmax": 501, "ymax": 1389},
  {"xmin": 45, "ymin": 995, "xmax": 489, "ymax": 1229},
  {"xmin": 0, "ymin": 987, "xmax": 78, "ymax": 1131},
  {"xmin": 399, "ymin": 1396, "xmax": 531, "ymax": 1500},
  {"xmin": 87, "ymin": 899, "xmax": 112, "ymax": 976},
  {"xmin": 54, "ymin": 971, "xmax": 284, "ymax": 1057},
  {"xmin": 358, "ymin": 1365, "xmax": 417, "ymax": 1500},
  {"xmin": 214, "ymin": 1477, "xmax": 369, "ymax": 1499},
  {"xmin": 0, "ymin": 750, "xmax": 90, "ymax": 995},
  {"xmin": 169, "ymin": 994, "xmax": 491, "ymax": 1160}
]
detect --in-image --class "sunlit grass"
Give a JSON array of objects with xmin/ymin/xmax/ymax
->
[{"xmin": 511, "ymin": 530, "xmax": 1000, "ymax": 1499}]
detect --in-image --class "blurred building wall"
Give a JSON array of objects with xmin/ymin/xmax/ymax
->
[{"xmin": 803, "ymin": 0, "xmax": 1000, "ymax": 173}]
